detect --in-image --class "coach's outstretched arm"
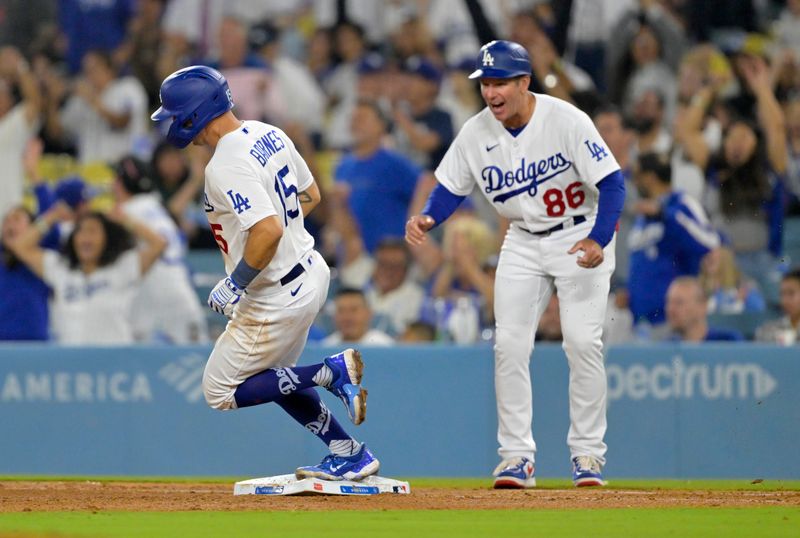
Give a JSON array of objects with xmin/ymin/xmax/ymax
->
[{"xmin": 405, "ymin": 183, "xmax": 466, "ymax": 245}]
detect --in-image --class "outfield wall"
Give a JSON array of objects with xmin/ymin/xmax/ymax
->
[{"xmin": 0, "ymin": 344, "xmax": 797, "ymax": 479}]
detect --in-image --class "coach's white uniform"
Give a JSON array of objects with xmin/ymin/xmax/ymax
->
[
  {"xmin": 201, "ymin": 121, "xmax": 330, "ymax": 410},
  {"xmin": 122, "ymin": 193, "xmax": 208, "ymax": 343},
  {"xmin": 435, "ymin": 93, "xmax": 620, "ymax": 464}
]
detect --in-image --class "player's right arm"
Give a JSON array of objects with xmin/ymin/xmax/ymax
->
[
  {"xmin": 206, "ymin": 160, "xmax": 282, "ymax": 317},
  {"xmin": 240, "ymin": 215, "xmax": 283, "ymax": 272},
  {"xmin": 405, "ymin": 126, "xmax": 473, "ymax": 245},
  {"xmin": 405, "ymin": 214, "xmax": 436, "ymax": 246}
]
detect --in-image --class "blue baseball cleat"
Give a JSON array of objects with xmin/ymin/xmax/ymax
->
[
  {"xmin": 324, "ymin": 349, "xmax": 367, "ymax": 425},
  {"xmin": 572, "ymin": 456, "xmax": 605, "ymax": 487},
  {"xmin": 492, "ymin": 457, "xmax": 536, "ymax": 489},
  {"xmin": 295, "ymin": 444, "xmax": 380, "ymax": 481}
]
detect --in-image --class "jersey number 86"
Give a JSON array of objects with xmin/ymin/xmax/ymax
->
[{"xmin": 542, "ymin": 182, "xmax": 585, "ymax": 217}]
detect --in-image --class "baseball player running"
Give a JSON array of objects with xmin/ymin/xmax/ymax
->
[
  {"xmin": 151, "ymin": 66, "xmax": 378, "ymax": 481},
  {"xmin": 406, "ymin": 41, "xmax": 625, "ymax": 488}
]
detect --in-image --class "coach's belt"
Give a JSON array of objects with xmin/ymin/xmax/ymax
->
[
  {"xmin": 279, "ymin": 262, "xmax": 305, "ymax": 286},
  {"xmin": 520, "ymin": 215, "xmax": 587, "ymax": 237}
]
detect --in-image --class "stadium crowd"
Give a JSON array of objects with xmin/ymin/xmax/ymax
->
[{"xmin": 1, "ymin": 0, "xmax": 799, "ymax": 347}]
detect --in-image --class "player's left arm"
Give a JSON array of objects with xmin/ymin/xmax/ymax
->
[
  {"xmin": 298, "ymin": 179, "xmax": 321, "ymax": 216},
  {"xmin": 567, "ymin": 170, "xmax": 625, "ymax": 268},
  {"xmin": 566, "ymin": 110, "xmax": 626, "ymax": 268},
  {"xmin": 287, "ymin": 133, "xmax": 322, "ymax": 216}
]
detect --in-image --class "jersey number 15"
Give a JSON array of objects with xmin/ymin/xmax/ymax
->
[{"xmin": 274, "ymin": 164, "xmax": 300, "ymax": 226}]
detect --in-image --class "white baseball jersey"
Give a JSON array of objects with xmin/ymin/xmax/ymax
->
[
  {"xmin": 42, "ymin": 250, "xmax": 141, "ymax": 345},
  {"xmin": 122, "ymin": 193, "xmax": 207, "ymax": 343},
  {"xmin": 435, "ymin": 93, "xmax": 619, "ymax": 232},
  {"xmin": 204, "ymin": 120, "xmax": 315, "ymax": 289}
]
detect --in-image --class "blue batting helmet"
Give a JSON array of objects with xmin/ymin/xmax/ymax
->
[
  {"xmin": 468, "ymin": 40, "xmax": 531, "ymax": 80},
  {"xmin": 151, "ymin": 65, "xmax": 234, "ymax": 148}
]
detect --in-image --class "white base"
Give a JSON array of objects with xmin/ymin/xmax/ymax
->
[{"xmin": 233, "ymin": 474, "xmax": 411, "ymax": 496}]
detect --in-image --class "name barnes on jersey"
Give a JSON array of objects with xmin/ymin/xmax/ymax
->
[
  {"xmin": 248, "ymin": 128, "xmax": 286, "ymax": 167},
  {"xmin": 481, "ymin": 152, "xmax": 573, "ymax": 203}
]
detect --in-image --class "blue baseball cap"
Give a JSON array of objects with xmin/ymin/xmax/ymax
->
[
  {"xmin": 54, "ymin": 176, "xmax": 92, "ymax": 209},
  {"xmin": 404, "ymin": 56, "xmax": 442, "ymax": 84},
  {"xmin": 357, "ymin": 52, "xmax": 386, "ymax": 75},
  {"xmin": 468, "ymin": 40, "xmax": 531, "ymax": 79}
]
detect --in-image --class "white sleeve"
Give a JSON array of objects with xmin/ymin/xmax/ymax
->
[
  {"xmin": 208, "ymin": 162, "xmax": 278, "ymax": 231},
  {"xmin": 8, "ymin": 105, "xmax": 39, "ymax": 136},
  {"xmin": 60, "ymin": 97, "xmax": 85, "ymax": 139},
  {"xmin": 568, "ymin": 108, "xmax": 620, "ymax": 185},
  {"xmin": 41, "ymin": 250, "xmax": 67, "ymax": 288},
  {"xmin": 434, "ymin": 132, "xmax": 475, "ymax": 196},
  {"xmin": 118, "ymin": 250, "xmax": 142, "ymax": 282}
]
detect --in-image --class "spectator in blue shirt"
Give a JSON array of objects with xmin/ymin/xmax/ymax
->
[
  {"xmin": 0, "ymin": 206, "xmax": 50, "ymax": 341},
  {"xmin": 665, "ymin": 276, "xmax": 744, "ymax": 342},
  {"xmin": 628, "ymin": 153, "xmax": 720, "ymax": 325},
  {"xmin": 334, "ymin": 98, "xmax": 430, "ymax": 253},
  {"xmin": 59, "ymin": 0, "xmax": 135, "ymax": 74}
]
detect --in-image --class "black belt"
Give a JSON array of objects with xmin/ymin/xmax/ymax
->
[
  {"xmin": 520, "ymin": 215, "xmax": 586, "ymax": 237},
  {"xmin": 279, "ymin": 262, "xmax": 305, "ymax": 286}
]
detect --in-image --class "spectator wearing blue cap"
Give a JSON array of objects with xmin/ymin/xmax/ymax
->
[
  {"xmin": 392, "ymin": 55, "xmax": 455, "ymax": 170},
  {"xmin": 24, "ymin": 138, "xmax": 93, "ymax": 244}
]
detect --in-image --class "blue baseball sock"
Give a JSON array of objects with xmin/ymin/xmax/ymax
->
[
  {"xmin": 234, "ymin": 364, "xmax": 329, "ymax": 408},
  {"xmin": 276, "ymin": 388, "xmax": 360, "ymax": 456}
]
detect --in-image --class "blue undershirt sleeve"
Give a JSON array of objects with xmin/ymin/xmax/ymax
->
[
  {"xmin": 587, "ymin": 169, "xmax": 626, "ymax": 248},
  {"xmin": 421, "ymin": 183, "xmax": 467, "ymax": 228}
]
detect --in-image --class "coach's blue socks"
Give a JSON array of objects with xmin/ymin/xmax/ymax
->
[{"xmin": 234, "ymin": 364, "xmax": 330, "ymax": 407}]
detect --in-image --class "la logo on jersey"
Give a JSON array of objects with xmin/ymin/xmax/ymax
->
[
  {"xmin": 482, "ymin": 49, "xmax": 494, "ymax": 67},
  {"xmin": 585, "ymin": 140, "xmax": 608, "ymax": 162},
  {"xmin": 226, "ymin": 189, "xmax": 251, "ymax": 214}
]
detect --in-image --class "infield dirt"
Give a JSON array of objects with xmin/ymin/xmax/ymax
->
[{"xmin": 1, "ymin": 481, "xmax": 799, "ymax": 512}]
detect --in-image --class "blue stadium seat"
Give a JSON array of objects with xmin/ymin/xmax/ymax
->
[
  {"xmin": 707, "ymin": 311, "xmax": 781, "ymax": 340},
  {"xmin": 782, "ymin": 217, "xmax": 800, "ymax": 269}
]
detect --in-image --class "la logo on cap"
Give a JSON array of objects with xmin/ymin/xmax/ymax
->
[{"xmin": 482, "ymin": 49, "xmax": 494, "ymax": 66}]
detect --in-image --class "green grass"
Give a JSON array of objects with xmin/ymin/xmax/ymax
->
[
  {"xmin": 2, "ymin": 476, "xmax": 800, "ymax": 491},
  {"xmin": 1, "ymin": 508, "xmax": 798, "ymax": 538},
  {"xmin": 1, "ymin": 478, "xmax": 798, "ymax": 537}
]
